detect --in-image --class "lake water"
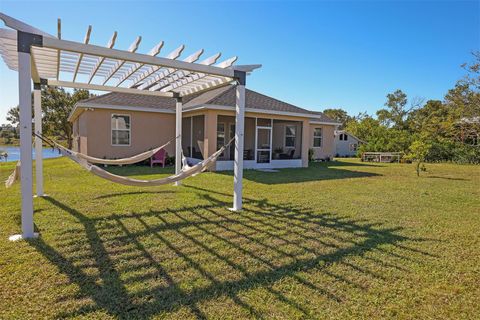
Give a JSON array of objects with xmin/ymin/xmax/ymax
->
[{"xmin": 0, "ymin": 146, "xmax": 62, "ymax": 162}]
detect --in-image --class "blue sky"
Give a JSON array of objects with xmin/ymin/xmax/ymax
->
[{"xmin": 0, "ymin": 0, "xmax": 478, "ymax": 123}]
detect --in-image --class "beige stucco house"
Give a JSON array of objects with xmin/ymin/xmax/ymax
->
[{"xmin": 69, "ymin": 85, "xmax": 340, "ymax": 170}]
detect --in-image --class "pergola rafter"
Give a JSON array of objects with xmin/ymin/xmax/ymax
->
[
  {"xmin": 138, "ymin": 48, "xmax": 205, "ymax": 90},
  {"xmin": 148, "ymin": 52, "xmax": 222, "ymax": 92},
  {"xmin": 101, "ymin": 36, "xmax": 141, "ymax": 85},
  {"xmin": 129, "ymin": 44, "xmax": 185, "ymax": 88},
  {"xmin": 72, "ymin": 25, "xmax": 92, "ymax": 82},
  {"xmin": 116, "ymin": 41, "xmax": 164, "ymax": 87},
  {"xmin": 0, "ymin": 12, "xmax": 260, "ymax": 240},
  {"xmin": 87, "ymin": 31, "xmax": 117, "ymax": 83}
]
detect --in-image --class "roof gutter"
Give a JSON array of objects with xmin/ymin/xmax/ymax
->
[
  {"xmin": 68, "ymin": 102, "xmax": 176, "ymax": 122},
  {"xmin": 183, "ymin": 104, "xmax": 328, "ymax": 120}
]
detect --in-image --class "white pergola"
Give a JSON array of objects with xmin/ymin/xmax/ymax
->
[{"xmin": 0, "ymin": 13, "xmax": 260, "ymax": 240}]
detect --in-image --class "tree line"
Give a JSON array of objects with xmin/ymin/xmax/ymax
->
[
  {"xmin": 6, "ymin": 87, "xmax": 90, "ymax": 148},
  {"xmin": 4, "ymin": 53, "xmax": 479, "ymax": 164},
  {"xmin": 323, "ymin": 52, "xmax": 480, "ymax": 164}
]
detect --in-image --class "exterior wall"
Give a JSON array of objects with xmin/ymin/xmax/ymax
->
[
  {"xmin": 309, "ymin": 123, "xmax": 335, "ymax": 160},
  {"xmin": 335, "ymin": 134, "xmax": 360, "ymax": 157},
  {"xmin": 72, "ymin": 111, "xmax": 88, "ymax": 155},
  {"xmin": 73, "ymin": 108, "xmax": 176, "ymax": 159},
  {"xmin": 71, "ymin": 106, "xmax": 337, "ymax": 168}
]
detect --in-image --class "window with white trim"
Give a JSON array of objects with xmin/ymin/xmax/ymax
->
[
  {"xmin": 111, "ymin": 114, "xmax": 131, "ymax": 146},
  {"xmin": 339, "ymin": 133, "xmax": 348, "ymax": 141},
  {"xmin": 313, "ymin": 128, "xmax": 322, "ymax": 147},
  {"xmin": 285, "ymin": 125, "xmax": 296, "ymax": 147}
]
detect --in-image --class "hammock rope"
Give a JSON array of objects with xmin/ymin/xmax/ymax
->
[
  {"xmin": 36, "ymin": 134, "xmax": 178, "ymax": 165},
  {"xmin": 56, "ymin": 138, "xmax": 233, "ymax": 187},
  {"xmin": 5, "ymin": 134, "xmax": 234, "ymax": 188}
]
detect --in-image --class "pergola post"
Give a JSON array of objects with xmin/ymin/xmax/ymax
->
[
  {"xmin": 10, "ymin": 31, "xmax": 38, "ymax": 240},
  {"xmin": 174, "ymin": 97, "xmax": 182, "ymax": 186},
  {"xmin": 33, "ymin": 83, "xmax": 44, "ymax": 197},
  {"xmin": 232, "ymin": 72, "xmax": 246, "ymax": 211}
]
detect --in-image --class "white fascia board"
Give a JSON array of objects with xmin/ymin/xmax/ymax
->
[
  {"xmin": 68, "ymin": 102, "xmax": 175, "ymax": 122},
  {"xmin": 309, "ymin": 120, "xmax": 343, "ymax": 126},
  {"xmin": 183, "ymin": 104, "xmax": 319, "ymax": 119}
]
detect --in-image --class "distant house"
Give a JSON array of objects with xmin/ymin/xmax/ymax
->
[
  {"xmin": 334, "ymin": 130, "xmax": 364, "ymax": 157},
  {"xmin": 68, "ymin": 85, "xmax": 341, "ymax": 170}
]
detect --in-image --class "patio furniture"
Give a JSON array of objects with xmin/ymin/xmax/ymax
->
[
  {"xmin": 150, "ymin": 148, "xmax": 167, "ymax": 167},
  {"xmin": 243, "ymin": 149, "xmax": 252, "ymax": 160},
  {"xmin": 279, "ymin": 149, "xmax": 295, "ymax": 159}
]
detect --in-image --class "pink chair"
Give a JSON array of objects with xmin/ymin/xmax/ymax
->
[{"xmin": 150, "ymin": 148, "xmax": 167, "ymax": 168}]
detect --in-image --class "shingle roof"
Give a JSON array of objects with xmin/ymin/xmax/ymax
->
[
  {"xmin": 309, "ymin": 111, "xmax": 338, "ymax": 124},
  {"xmin": 76, "ymin": 85, "xmax": 338, "ymax": 123}
]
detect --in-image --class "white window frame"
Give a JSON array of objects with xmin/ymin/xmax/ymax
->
[
  {"xmin": 284, "ymin": 124, "xmax": 296, "ymax": 148},
  {"xmin": 313, "ymin": 127, "xmax": 322, "ymax": 148},
  {"xmin": 111, "ymin": 113, "xmax": 131, "ymax": 146}
]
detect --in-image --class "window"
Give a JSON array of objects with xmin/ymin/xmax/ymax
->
[
  {"xmin": 349, "ymin": 143, "xmax": 358, "ymax": 151},
  {"xmin": 285, "ymin": 125, "xmax": 296, "ymax": 147},
  {"xmin": 111, "ymin": 114, "xmax": 130, "ymax": 146},
  {"xmin": 339, "ymin": 133, "xmax": 348, "ymax": 141},
  {"xmin": 313, "ymin": 128, "xmax": 322, "ymax": 147}
]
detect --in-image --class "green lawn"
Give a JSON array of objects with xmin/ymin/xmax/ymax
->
[{"xmin": 0, "ymin": 158, "xmax": 479, "ymax": 319}]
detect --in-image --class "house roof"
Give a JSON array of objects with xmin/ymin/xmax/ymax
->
[
  {"xmin": 335, "ymin": 130, "xmax": 366, "ymax": 143},
  {"xmin": 71, "ymin": 85, "xmax": 339, "ymax": 124}
]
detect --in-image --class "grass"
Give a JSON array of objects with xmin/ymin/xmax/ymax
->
[{"xmin": 0, "ymin": 158, "xmax": 479, "ymax": 319}]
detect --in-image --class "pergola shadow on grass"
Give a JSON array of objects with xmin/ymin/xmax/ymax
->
[
  {"xmin": 221, "ymin": 161, "xmax": 382, "ymax": 185},
  {"xmin": 25, "ymin": 185, "xmax": 436, "ymax": 319}
]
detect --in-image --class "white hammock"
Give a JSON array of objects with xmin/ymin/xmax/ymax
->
[
  {"xmin": 4, "ymin": 136, "xmax": 176, "ymax": 188},
  {"xmin": 48, "ymin": 137, "xmax": 175, "ymax": 165},
  {"xmin": 5, "ymin": 161, "xmax": 20, "ymax": 188},
  {"xmin": 56, "ymin": 141, "xmax": 230, "ymax": 187}
]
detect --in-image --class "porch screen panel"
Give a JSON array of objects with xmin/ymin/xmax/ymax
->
[
  {"xmin": 272, "ymin": 120, "xmax": 302, "ymax": 159},
  {"xmin": 216, "ymin": 115, "xmax": 255, "ymax": 160},
  {"xmin": 182, "ymin": 117, "xmax": 192, "ymax": 157},
  {"xmin": 192, "ymin": 115, "xmax": 205, "ymax": 160}
]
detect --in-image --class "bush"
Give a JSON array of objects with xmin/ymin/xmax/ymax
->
[
  {"xmin": 308, "ymin": 148, "xmax": 315, "ymax": 162},
  {"xmin": 425, "ymin": 140, "xmax": 480, "ymax": 164}
]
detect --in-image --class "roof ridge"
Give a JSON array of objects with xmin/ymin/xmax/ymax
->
[
  {"xmin": 245, "ymin": 88, "xmax": 314, "ymax": 114},
  {"xmin": 79, "ymin": 91, "xmax": 115, "ymax": 104}
]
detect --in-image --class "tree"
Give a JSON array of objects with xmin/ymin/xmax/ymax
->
[
  {"xmin": 6, "ymin": 87, "xmax": 90, "ymax": 148},
  {"xmin": 406, "ymin": 140, "xmax": 432, "ymax": 177},
  {"xmin": 322, "ymin": 108, "xmax": 351, "ymax": 129},
  {"xmin": 408, "ymin": 100, "xmax": 452, "ymax": 139},
  {"xmin": 42, "ymin": 87, "xmax": 90, "ymax": 148},
  {"xmin": 6, "ymin": 104, "xmax": 22, "ymax": 125},
  {"xmin": 376, "ymin": 90, "xmax": 423, "ymax": 130},
  {"xmin": 376, "ymin": 89, "xmax": 408, "ymax": 128}
]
